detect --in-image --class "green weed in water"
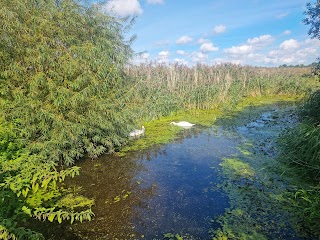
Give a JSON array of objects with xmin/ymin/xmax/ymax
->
[
  {"xmin": 220, "ymin": 157, "xmax": 255, "ymax": 179},
  {"xmin": 211, "ymin": 101, "xmax": 309, "ymax": 240},
  {"xmin": 119, "ymin": 109, "xmax": 221, "ymax": 156},
  {"xmin": 120, "ymin": 95, "xmax": 300, "ymax": 157}
]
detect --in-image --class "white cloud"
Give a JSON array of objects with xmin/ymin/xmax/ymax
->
[
  {"xmin": 224, "ymin": 45, "xmax": 253, "ymax": 55},
  {"xmin": 247, "ymin": 34, "xmax": 274, "ymax": 46},
  {"xmin": 147, "ymin": 0, "xmax": 164, "ymax": 4},
  {"xmin": 141, "ymin": 53, "xmax": 150, "ymax": 60},
  {"xmin": 305, "ymin": 38, "xmax": 320, "ymax": 47},
  {"xmin": 174, "ymin": 58, "xmax": 188, "ymax": 65},
  {"xmin": 280, "ymin": 39, "xmax": 300, "ymax": 50},
  {"xmin": 191, "ymin": 51, "xmax": 208, "ymax": 63},
  {"xmin": 276, "ymin": 12, "xmax": 289, "ymax": 19},
  {"xmin": 154, "ymin": 40, "xmax": 170, "ymax": 46},
  {"xmin": 176, "ymin": 50, "xmax": 187, "ymax": 55},
  {"xmin": 223, "ymin": 34, "xmax": 274, "ymax": 64},
  {"xmin": 157, "ymin": 50, "xmax": 170, "ymax": 63},
  {"xmin": 200, "ymin": 42, "xmax": 219, "ymax": 52},
  {"xmin": 282, "ymin": 30, "xmax": 291, "ymax": 35},
  {"xmin": 102, "ymin": 0, "xmax": 142, "ymax": 16},
  {"xmin": 130, "ymin": 52, "xmax": 150, "ymax": 64},
  {"xmin": 261, "ymin": 38, "xmax": 319, "ymax": 65},
  {"xmin": 176, "ymin": 36, "xmax": 193, "ymax": 44},
  {"xmin": 213, "ymin": 25, "xmax": 226, "ymax": 34},
  {"xmin": 198, "ymin": 38, "xmax": 210, "ymax": 44},
  {"xmin": 158, "ymin": 51, "xmax": 169, "ymax": 57}
]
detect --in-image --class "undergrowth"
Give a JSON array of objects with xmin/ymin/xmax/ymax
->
[{"xmin": 279, "ymin": 90, "xmax": 320, "ymax": 238}]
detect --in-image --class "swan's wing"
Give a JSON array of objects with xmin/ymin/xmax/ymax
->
[
  {"xmin": 129, "ymin": 129, "xmax": 138, "ymax": 136},
  {"xmin": 178, "ymin": 121, "xmax": 195, "ymax": 126}
]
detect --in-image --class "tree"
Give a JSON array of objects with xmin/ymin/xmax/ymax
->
[
  {"xmin": 0, "ymin": 0, "xmax": 136, "ymax": 165},
  {"xmin": 303, "ymin": 1, "xmax": 320, "ymax": 76},
  {"xmin": 0, "ymin": 0, "xmax": 137, "ymax": 237}
]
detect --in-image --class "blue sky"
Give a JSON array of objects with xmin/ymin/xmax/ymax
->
[{"xmin": 100, "ymin": 0, "xmax": 320, "ymax": 66}]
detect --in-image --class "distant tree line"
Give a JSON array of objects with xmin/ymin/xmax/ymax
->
[{"xmin": 279, "ymin": 62, "xmax": 319, "ymax": 68}]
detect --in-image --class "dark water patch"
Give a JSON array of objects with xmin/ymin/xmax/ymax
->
[{"xmin": 55, "ymin": 127, "xmax": 236, "ymax": 239}]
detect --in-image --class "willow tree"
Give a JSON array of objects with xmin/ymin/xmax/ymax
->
[
  {"xmin": 303, "ymin": 0, "xmax": 320, "ymax": 76},
  {"xmin": 0, "ymin": 0, "xmax": 135, "ymax": 165}
]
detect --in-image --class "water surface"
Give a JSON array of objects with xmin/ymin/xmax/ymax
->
[
  {"xmin": 53, "ymin": 102, "xmax": 302, "ymax": 240},
  {"xmin": 66, "ymin": 126, "xmax": 235, "ymax": 239}
]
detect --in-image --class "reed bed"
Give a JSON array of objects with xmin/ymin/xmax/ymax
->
[{"xmin": 124, "ymin": 63, "xmax": 313, "ymax": 121}]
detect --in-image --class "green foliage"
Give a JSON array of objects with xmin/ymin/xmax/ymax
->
[
  {"xmin": 0, "ymin": 119, "xmax": 24, "ymax": 161},
  {"xmin": 0, "ymin": 0, "xmax": 135, "ymax": 165},
  {"xmin": 279, "ymin": 90, "xmax": 320, "ymax": 237},
  {"xmin": 303, "ymin": 1, "xmax": 320, "ymax": 41},
  {"xmin": 280, "ymin": 123, "xmax": 320, "ymax": 180},
  {"xmin": 0, "ymin": 223, "xmax": 44, "ymax": 240},
  {"xmin": 291, "ymin": 187, "xmax": 320, "ymax": 237},
  {"xmin": 299, "ymin": 89, "xmax": 320, "ymax": 125},
  {"xmin": 303, "ymin": 1, "xmax": 320, "ymax": 76},
  {"xmin": 0, "ymin": 124, "xmax": 94, "ymax": 238},
  {"xmin": 280, "ymin": 90, "xmax": 320, "ymax": 181}
]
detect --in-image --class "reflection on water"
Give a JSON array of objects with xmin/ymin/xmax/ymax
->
[{"xmin": 62, "ymin": 126, "xmax": 235, "ymax": 239}]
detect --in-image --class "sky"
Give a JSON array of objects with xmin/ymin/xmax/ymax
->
[{"xmin": 100, "ymin": 0, "xmax": 320, "ymax": 66}]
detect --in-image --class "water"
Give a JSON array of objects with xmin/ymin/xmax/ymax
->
[
  {"xmin": 46, "ymin": 102, "xmax": 304, "ymax": 240},
  {"xmin": 65, "ymin": 127, "xmax": 235, "ymax": 240}
]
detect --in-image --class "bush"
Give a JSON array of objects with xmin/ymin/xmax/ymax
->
[{"xmin": 0, "ymin": 0, "xmax": 135, "ymax": 165}]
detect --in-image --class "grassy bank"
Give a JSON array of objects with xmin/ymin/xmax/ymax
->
[{"xmin": 278, "ymin": 90, "xmax": 320, "ymax": 238}]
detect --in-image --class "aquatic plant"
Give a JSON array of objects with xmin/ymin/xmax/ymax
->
[{"xmin": 211, "ymin": 102, "xmax": 312, "ymax": 240}]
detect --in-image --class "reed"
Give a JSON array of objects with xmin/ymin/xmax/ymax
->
[{"xmin": 124, "ymin": 63, "xmax": 313, "ymax": 121}]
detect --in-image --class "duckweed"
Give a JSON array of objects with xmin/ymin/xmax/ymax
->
[{"xmin": 220, "ymin": 157, "xmax": 255, "ymax": 179}]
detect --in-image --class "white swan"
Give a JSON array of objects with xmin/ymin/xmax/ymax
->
[
  {"xmin": 129, "ymin": 126, "xmax": 145, "ymax": 137},
  {"xmin": 170, "ymin": 121, "xmax": 195, "ymax": 128}
]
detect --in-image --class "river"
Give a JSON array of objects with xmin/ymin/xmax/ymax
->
[{"xmin": 43, "ymin": 101, "xmax": 306, "ymax": 240}]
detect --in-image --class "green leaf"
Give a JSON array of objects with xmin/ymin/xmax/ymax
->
[
  {"xmin": 48, "ymin": 214, "xmax": 55, "ymax": 222},
  {"xmin": 57, "ymin": 215, "xmax": 62, "ymax": 224},
  {"xmin": 22, "ymin": 188, "xmax": 29, "ymax": 198},
  {"xmin": 22, "ymin": 206, "xmax": 32, "ymax": 216}
]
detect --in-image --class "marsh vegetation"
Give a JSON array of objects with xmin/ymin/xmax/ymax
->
[{"xmin": 0, "ymin": 0, "xmax": 320, "ymax": 239}]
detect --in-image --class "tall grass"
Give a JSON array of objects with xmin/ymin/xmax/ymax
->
[
  {"xmin": 124, "ymin": 63, "xmax": 313, "ymax": 121},
  {"xmin": 279, "ymin": 90, "xmax": 320, "ymax": 238},
  {"xmin": 281, "ymin": 90, "xmax": 320, "ymax": 180}
]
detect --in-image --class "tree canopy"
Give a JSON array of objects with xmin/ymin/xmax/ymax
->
[
  {"xmin": 0, "ymin": 0, "xmax": 137, "ymax": 238},
  {"xmin": 0, "ymin": 0, "xmax": 135, "ymax": 165},
  {"xmin": 303, "ymin": 1, "xmax": 320, "ymax": 76}
]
